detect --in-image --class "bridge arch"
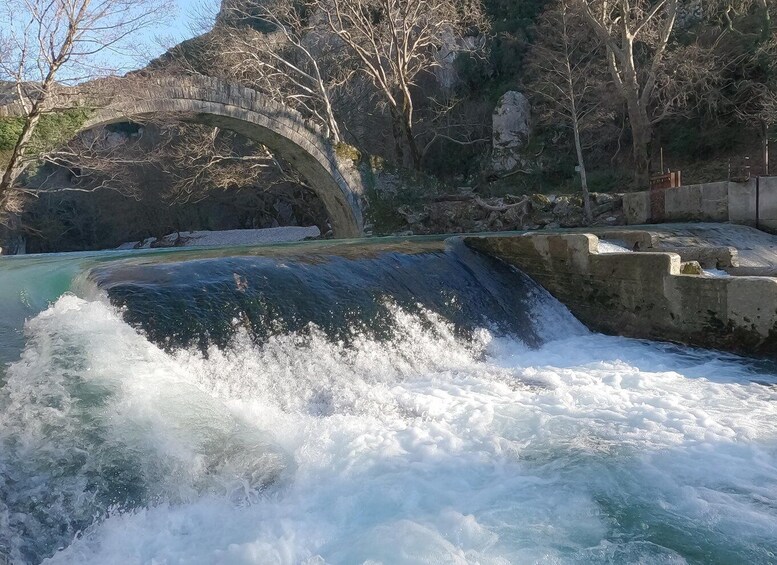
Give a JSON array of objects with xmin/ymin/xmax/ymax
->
[{"xmin": 5, "ymin": 76, "xmax": 366, "ymax": 238}]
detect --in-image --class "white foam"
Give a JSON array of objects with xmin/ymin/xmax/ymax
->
[
  {"xmin": 597, "ymin": 239, "xmax": 633, "ymax": 254},
  {"xmin": 0, "ymin": 297, "xmax": 775, "ymax": 563},
  {"xmin": 117, "ymin": 227, "xmax": 320, "ymax": 250},
  {"xmin": 703, "ymin": 268, "xmax": 731, "ymax": 278}
]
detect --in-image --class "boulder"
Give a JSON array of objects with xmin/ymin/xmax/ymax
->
[
  {"xmin": 491, "ymin": 91, "xmax": 531, "ymax": 173},
  {"xmin": 503, "ymin": 201, "xmax": 531, "ymax": 228},
  {"xmin": 397, "ymin": 205, "xmax": 429, "ymax": 227},
  {"xmin": 530, "ymin": 193, "xmax": 552, "ymax": 210},
  {"xmin": 553, "ymin": 196, "xmax": 584, "ymax": 227},
  {"xmin": 680, "ymin": 261, "xmax": 704, "ymax": 275},
  {"xmin": 434, "ymin": 29, "xmax": 461, "ymax": 91},
  {"xmin": 592, "ymin": 192, "xmax": 617, "ymax": 205}
]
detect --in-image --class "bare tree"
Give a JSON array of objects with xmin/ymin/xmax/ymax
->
[
  {"xmin": 734, "ymin": 40, "xmax": 777, "ymax": 174},
  {"xmin": 711, "ymin": 0, "xmax": 776, "ymax": 174},
  {"xmin": 156, "ymin": 122, "xmax": 310, "ymax": 205},
  {"xmin": 321, "ymin": 0, "xmax": 489, "ymax": 169},
  {"xmin": 576, "ymin": 0, "xmax": 679, "ymax": 188},
  {"xmin": 0, "ymin": 0, "xmax": 170, "ymax": 249},
  {"xmin": 202, "ymin": 0, "xmax": 351, "ymax": 143},
  {"xmin": 418, "ymin": 96, "xmax": 492, "ymax": 164},
  {"xmin": 34, "ymin": 124, "xmax": 159, "ymax": 197},
  {"xmin": 527, "ymin": 0, "xmax": 611, "ymax": 223},
  {"xmin": 53, "ymin": 119, "xmax": 314, "ymax": 208},
  {"xmin": 712, "ymin": 0, "xmax": 771, "ymax": 41}
]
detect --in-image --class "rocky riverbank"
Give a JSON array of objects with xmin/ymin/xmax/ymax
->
[{"xmin": 370, "ymin": 191, "xmax": 625, "ymax": 235}]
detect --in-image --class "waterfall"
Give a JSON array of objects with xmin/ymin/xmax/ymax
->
[{"xmin": 1, "ymin": 240, "xmax": 776, "ymax": 564}]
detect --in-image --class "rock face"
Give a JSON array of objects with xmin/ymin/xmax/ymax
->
[
  {"xmin": 491, "ymin": 91, "xmax": 531, "ymax": 174},
  {"xmin": 433, "ymin": 30, "xmax": 484, "ymax": 92},
  {"xmin": 434, "ymin": 29, "xmax": 461, "ymax": 91}
]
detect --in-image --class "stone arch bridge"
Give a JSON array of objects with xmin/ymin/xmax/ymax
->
[{"xmin": 0, "ymin": 76, "xmax": 366, "ymax": 237}]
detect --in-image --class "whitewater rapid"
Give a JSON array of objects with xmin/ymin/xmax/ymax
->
[{"xmin": 2, "ymin": 290, "xmax": 776, "ymax": 564}]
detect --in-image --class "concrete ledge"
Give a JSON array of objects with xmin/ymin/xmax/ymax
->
[
  {"xmin": 588, "ymin": 229, "xmax": 656, "ymax": 250},
  {"xmin": 465, "ymin": 233, "xmax": 777, "ymax": 357},
  {"xmin": 657, "ymin": 246, "xmax": 739, "ymax": 268},
  {"xmin": 759, "ymin": 176, "xmax": 777, "ymax": 231},
  {"xmin": 728, "ymin": 180, "xmax": 757, "ymax": 225}
]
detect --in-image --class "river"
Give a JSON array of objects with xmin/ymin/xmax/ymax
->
[{"xmin": 1, "ymin": 238, "xmax": 776, "ymax": 564}]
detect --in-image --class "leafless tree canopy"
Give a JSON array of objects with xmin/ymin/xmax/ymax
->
[
  {"xmin": 574, "ymin": 0, "xmax": 681, "ymax": 188},
  {"xmin": 319, "ymin": 0, "xmax": 489, "ymax": 169},
  {"xmin": 0, "ymin": 0, "xmax": 171, "ymax": 229},
  {"xmin": 40, "ymin": 120, "xmax": 310, "ymax": 205},
  {"xmin": 527, "ymin": 0, "xmax": 613, "ymax": 222},
  {"xmin": 164, "ymin": 0, "xmax": 490, "ymax": 170},
  {"xmin": 201, "ymin": 0, "xmax": 355, "ymax": 143}
]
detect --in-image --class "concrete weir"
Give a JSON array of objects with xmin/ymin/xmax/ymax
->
[{"xmin": 465, "ymin": 232, "xmax": 777, "ymax": 357}]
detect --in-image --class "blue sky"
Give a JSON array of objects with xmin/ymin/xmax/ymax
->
[
  {"xmin": 0, "ymin": 0, "xmax": 220, "ymax": 81},
  {"xmin": 140, "ymin": 0, "xmax": 217, "ymax": 65}
]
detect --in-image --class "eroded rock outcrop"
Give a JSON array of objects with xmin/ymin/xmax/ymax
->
[
  {"xmin": 491, "ymin": 91, "xmax": 531, "ymax": 174},
  {"xmin": 366, "ymin": 179, "xmax": 625, "ymax": 236}
]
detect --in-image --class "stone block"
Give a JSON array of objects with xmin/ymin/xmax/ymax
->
[
  {"xmin": 665, "ymin": 185, "xmax": 703, "ymax": 221},
  {"xmin": 659, "ymin": 246, "xmax": 739, "ymax": 268},
  {"xmin": 623, "ymin": 191, "xmax": 650, "ymax": 224},
  {"xmin": 728, "ymin": 179, "xmax": 757, "ymax": 225},
  {"xmin": 700, "ymin": 182, "xmax": 729, "ymax": 221},
  {"xmin": 589, "ymin": 229, "xmax": 655, "ymax": 250},
  {"xmin": 758, "ymin": 176, "xmax": 777, "ymax": 231}
]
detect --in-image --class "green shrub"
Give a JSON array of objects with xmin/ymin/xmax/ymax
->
[
  {"xmin": 0, "ymin": 117, "xmax": 24, "ymax": 151},
  {"xmin": 31, "ymin": 108, "xmax": 93, "ymax": 153},
  {"xmin": 0, "ymin": 107, "xmax": 92, "ymax": 155}
]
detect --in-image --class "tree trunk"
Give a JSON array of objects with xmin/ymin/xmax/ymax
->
[
  {"xmin": 632, "ymin": 135, "xmax": 652, "ymax": 190},
  {"xmin": 398, "ymin": 79, "xmax": 422, "ymax": 170},
  {"xmin": 320, "ymin": 84, "xmax": 341, "ymax": 143},
  {"xmin": 390, "ymin": 108, "xmax": 407, "ymax": 166},
  {"xmin": 389, "ymin": 105, "xmax": 422, "ymax": 170},
  {"xmin": 401, "ymin": 111, "xmax": 422, "ymax": 170},
  {"xmin": 757, "ymin": 0, "xmax": 771, "ymax": 42},
  {"xmin": 764, "ymin": 121, "xmax": 770, "ymax": 176},
  {"xmin": 627, "ymin": 106, "xmax": 652, "ymax": 190},
  {"xmin": 0, "ymin": 106, "xmax": 43, "ymax": 196},
  {"xmin": 0, "ymin": 213, "xmax": 26, "ymax": 255},
  {"xmin": 572, "ymin": 120, "xmax": 593, "ymax": 224}
]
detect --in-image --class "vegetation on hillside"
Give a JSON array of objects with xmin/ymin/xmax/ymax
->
[{"xmin": 0, "ymin": 0, "xmax": 775, "ymax": 251}]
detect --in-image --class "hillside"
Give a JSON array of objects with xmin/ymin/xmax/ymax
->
[{"xmin": 1, "ymin": 0, "xmax": 775, "ymax": 251}]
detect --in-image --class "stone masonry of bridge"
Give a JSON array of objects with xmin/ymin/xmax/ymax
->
[{"xmin": 0, "ymin": 76, "xmax": 366, "ymax": 238}]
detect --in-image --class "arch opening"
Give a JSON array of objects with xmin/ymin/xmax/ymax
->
[{"xmin": 22, "ymin": 118, "xmax": 339, "ymax": 253}]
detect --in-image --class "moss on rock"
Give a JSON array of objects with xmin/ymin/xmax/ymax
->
[{"xmin": 335, "ymin": 142, "xmax": 362, "ymax": 163}]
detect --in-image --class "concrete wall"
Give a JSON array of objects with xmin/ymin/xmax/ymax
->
[
  {"xmin": 465, "ymin": 233, "xmax": 777, "ymax": 357},
  {"xmin": 624, "ymin": 177, "xmax": 777, "ymax": 231},
  {"xmin": 758, "ymin": 176, "xmax": 777, "ymax": 231}
]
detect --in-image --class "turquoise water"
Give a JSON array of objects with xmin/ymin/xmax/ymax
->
[{"xmin": 1, "ymin": 240, "xmax": 776, "ymax": 564}]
